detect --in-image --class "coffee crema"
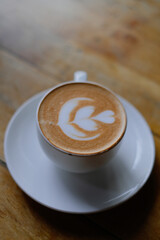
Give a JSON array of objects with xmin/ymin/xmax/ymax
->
[{"xmin": 38, "ymin": 82, "xmax": 126, "ymax": 155}]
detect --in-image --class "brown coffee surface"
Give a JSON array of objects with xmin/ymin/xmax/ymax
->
[{"xmin": 38, "ymin": 82, "xmax": 126, "ymax": 155}]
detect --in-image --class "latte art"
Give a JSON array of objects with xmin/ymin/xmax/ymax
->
[
  {"xmin": 57, "ymin": 97, "xmax": 115, "ymax": 141},
  {"xmin": 38, "ymin": 82, "xmax": 126, "ymax": 155}
]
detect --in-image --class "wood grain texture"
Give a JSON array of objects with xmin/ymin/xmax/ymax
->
[
  {"xmin": 0, "ymin": 48, "xmax": 60, "ymax": 160},
  {"xmin": 0, "ymin": 0, "xmax": 160, "ymax": 239},
  {"xmin": 0, "ymin": 0, "xmax": 160, "ymax": 83},
  {"xmin": 0, "ymin": 0, "xmax": 160, "ymax": 136}
]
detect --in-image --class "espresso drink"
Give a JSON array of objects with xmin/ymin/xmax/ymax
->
[{"xmin": 38, "ymin": 82, "xmax": 126, "ymax": 155}]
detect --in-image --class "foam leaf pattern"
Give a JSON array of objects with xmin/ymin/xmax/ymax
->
[
  {"xmin": 74, "ymin": 119, "xmax": 98, "ymax": 131},
  {"xmin": 92, "ymin": 110, "xmax": 115, "ymax": 124},
  {"xmin": 63, "ymin": 124, "xmax": 85, "ymax": 137},
  {"xmin": 57, "ymin": 97, "xmax": 115, "ymax": 140},
  {"xmin": 74, "ymin": 106, "xmax": 95, "ymax": 122}
]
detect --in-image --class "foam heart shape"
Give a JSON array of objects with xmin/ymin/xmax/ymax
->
[{"xmin": 92, "ymin": 110, "xmax": 115, "ymax": 123}]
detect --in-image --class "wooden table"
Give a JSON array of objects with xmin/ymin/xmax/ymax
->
[{"xmin": 0, "ymin": 0, "xmax": 160, "ymax": 239}]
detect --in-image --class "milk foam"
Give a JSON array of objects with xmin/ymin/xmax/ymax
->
[
  {"xmin": 57, "ymin": 97, "xmax": 115, "ymax": 141},
  {"xmin": 38, "ymin": 82, "xmax": 126, "ymax": 155}
]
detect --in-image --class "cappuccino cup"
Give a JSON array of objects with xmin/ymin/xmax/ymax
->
[{"xmin": 36, "ymin": 71, "xmax": 127, "ymax": 173}]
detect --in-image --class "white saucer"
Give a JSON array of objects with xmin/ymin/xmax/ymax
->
[{"xmin": 4, "ymin": 91, "xmax": 155, "ymax": 214}]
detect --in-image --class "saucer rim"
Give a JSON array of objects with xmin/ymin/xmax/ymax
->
[{"xmin": 4, "ymin": 90, "xmax": 155, "ymax": 214}]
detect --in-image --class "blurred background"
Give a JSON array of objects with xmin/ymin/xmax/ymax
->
[{"xmin": 0, "ymin": 1, "xmax": 160, "ymax": 239}]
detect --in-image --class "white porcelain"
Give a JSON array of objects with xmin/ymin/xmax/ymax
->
[
  {"xmin": 4, "ymin": 91, "xmax": 155, "ymax": 213},
  {"xmin": 36, "ymin": 73, "xmax": 127, "ymax": 173}
]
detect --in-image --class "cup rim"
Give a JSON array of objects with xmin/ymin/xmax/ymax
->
[{"xmin": 36, "ymin": 81, "xmax": 127, "ymax": 156}]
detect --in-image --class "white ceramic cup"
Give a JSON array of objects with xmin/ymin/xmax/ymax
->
[{"xmin": 36, "ymin": 71, "xmax": 127, "ymax": 173}]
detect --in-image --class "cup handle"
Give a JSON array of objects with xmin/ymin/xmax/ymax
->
[{"xmin": 73, "ymin": 71, "xmax": 87, "ymax": 82}]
